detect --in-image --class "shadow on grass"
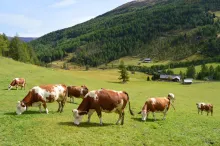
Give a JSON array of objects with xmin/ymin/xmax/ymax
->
[
  {"xmin": 58, "ymin": 121, "xmax": 114, "ymax": 127},
  {"xmin": 4, "ymin": 111, "xmax": 44, "ymax": 115},
  {"xmin": 3, "ymin": 88, "xmax": 25, "ymax": 90},
  {"xmin": 131, "ymin": 117, "xmax": 159, "ymax": 122},
  {"xmin": 106, "ymin": 81, "xmax": 123, "ymax": 84},
  {"xmin": 4, "ymin": 112, "xmax": 17, "ymax": 115}
]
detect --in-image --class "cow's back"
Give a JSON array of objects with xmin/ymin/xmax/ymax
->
[
  {"xmin": 34, "ymin": 84, "xmax": 67, "ymax": 102},
  {"xmin": 96, "ymin": 89, "xmax": 128, "ymax": 111},
  {"xmin": 147, "ymin": 97, "xmax": 169, "ymax": 112}
]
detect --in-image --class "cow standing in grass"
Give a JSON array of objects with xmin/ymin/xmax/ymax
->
[
  {"xmin": 67, "ymin": 85, "xmax": 89, "ymax": 103},
  {"xmin": 138, "ymin": 93, "xmax": 175, "ymax": 121},
  {"xmin": 8, "ymin": 78, "xmax": 26, "ymax": 90},
  {"xmin": 16, "ymin": 84, "xmax": 68, "ymax": 115},
  {"xmin": 196, "ymin": 102, "xmax": 213, "ymax": 116},
  {"xmin": 72, "ymin": 88, "xmax": 134, "ymax": 125}
]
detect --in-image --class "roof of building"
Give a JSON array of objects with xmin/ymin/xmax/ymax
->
[
  {"xmin": 160, "ymin": 74, "xmax": 181, "ymax": 80},
  {"xmin": 184, "ymin": 78, "xmax": 193, "ymax": 82}
]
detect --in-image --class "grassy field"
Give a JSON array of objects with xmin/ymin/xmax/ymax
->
[
  {"xmin": 0, "ymin": 56, "xmax": 220, "ymax": 146},
  {"xmin": 172, "ymin": 63, "xmax": 220, "ymax": 74}
]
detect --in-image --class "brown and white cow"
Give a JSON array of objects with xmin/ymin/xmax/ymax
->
[
  {"xmin": 72, "ymin": 88, "xmax": 134, "ymax": 125},
  {"xmin": 196, "ymin": 102, "xmax": 213, "ymax": 116},
  {"xmin": 138, "ymin": 93, "xmax": 175, "ymax": 121},
  {"xmin": 67, "ymin": 85, "xmax": 89, "ymax": 103},
  {"xmin": 16, "ymin": 84, "xmax": 68, "ymax": 115},
  {"xmin": 8, "ymin": 78, "xmax": 26, "ymax": 90}
]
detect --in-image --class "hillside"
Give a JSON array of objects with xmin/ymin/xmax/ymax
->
[{"xmin": 30, "ymin": 0, "xmax": 220, "ymax": 66}]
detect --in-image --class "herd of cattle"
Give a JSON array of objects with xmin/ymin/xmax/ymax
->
[{"xmin": 9, "ymin": 78, "xmax": 214, "ymax": 125}]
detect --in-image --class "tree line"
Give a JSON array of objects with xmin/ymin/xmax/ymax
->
[{"xmin": 0, "ymin": 34, "xmax": 39, "ymax": 64}]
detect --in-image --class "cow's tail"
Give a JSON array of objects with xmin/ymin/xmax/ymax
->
[{"xmin": 123, "ymin": 91, "xmax": 134, "ymax": 116}]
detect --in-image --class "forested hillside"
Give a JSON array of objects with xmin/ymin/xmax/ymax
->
[
  {"xmin": 0, "ymin": 34, "xmax": 39, "ymax": 64},
  {"xmin": 30, "ymin": 0, "xmax": 220, "ymax": 66}
]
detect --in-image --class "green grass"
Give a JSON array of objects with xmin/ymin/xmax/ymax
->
[
  {"xmin": 0, "ymin": 56, "xmax": 220, "ymax": 146},
  {"xmin": 172, "ymin": 63, "xmax": 220, "ymax": 74}
]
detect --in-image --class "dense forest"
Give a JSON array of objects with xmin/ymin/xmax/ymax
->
[
  {"xmin": 0, "ymin": 33, "xmax": 39, "ymax": 64},
  {"xmin": 30, "ymin": 0, "xmax": 220, "ymax": 66}
]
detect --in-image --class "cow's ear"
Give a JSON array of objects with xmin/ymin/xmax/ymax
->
[
  {"xmin": 138, "ymin": 111, "xmax": 142, "ymax": 114},
  {"xmin": 79, "ymin": 111, "xmax": 87, "ymax": 115}
]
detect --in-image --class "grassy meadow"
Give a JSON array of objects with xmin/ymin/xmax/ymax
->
[{"xmin": 0, "ymin": 56, "xmax": 220, "ymax": 146}]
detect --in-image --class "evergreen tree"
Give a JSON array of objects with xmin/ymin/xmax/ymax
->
[
  {"xmin": 186, "ymin": 65, "xmax": 196, "ymax": 79},
  {"xmin": 118, "ymin": 61, "xmax": 129, "ymax": 83}
]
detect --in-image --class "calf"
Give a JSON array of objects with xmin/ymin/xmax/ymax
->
[
  {"xmin": 72, "ymin": 88, "xmax": 134, "ymax": 125},
  {"xmin": 16, "ymin": 84, "xmax": 67, "ymax": 115},
  {"xmin": 196, "ymin": 102, "xmax": 213, "ymax": 116},
  {"xmin": 67, "ymin": 85, "xmax": 89, "ymax": 103},
  {"xmin": 138, "ymin": 93, "xmax": 175, "ymax": 121},
  {"xmin": 8, "ymin": 78, "xmax": 26, "ymax": 90}
]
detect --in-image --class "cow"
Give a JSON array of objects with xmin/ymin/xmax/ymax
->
[
  {"xmin": 67, "ymin": 85, "xmax": 89, "ymax": 103},
  {"xmin": 72, "ymin": 88, "xmax": 134, "ymax": 125},
  {"xmin": 196, "ymin": 102, "xmax": 213, "ymax": 116},
  {"xmin": 8, "ymin": 78, "xmax": 26, "ymax": 90},
  {"xmin": 16, "ymin": 84, "xmax": 68, "ymax": 115},
  {"xmin": 138, "ymin": 93, "xmax": 175, "ymax": 121}
]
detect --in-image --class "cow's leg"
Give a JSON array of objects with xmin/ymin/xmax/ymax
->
[
  {"xmin": 16, "ymin": 85, "xmax": 18, "ymax": 90},
  {"xmin": 87, "ymin": 109, "xmax": 95, "ymax": 123},
  {"xmin": 121, "ymin": 112, "xmax": 125, "ymax": 125},
  {"xmin": 57, "ymin": 102, "xmax": 61, "ymax": 112},
  {"xmin": 60, "ymin": 100, "xmax": 65, "ymax": 113},
  {"xmin": 207, "ymin": 111, "xmax": 209, "ymax": 116},
  {"xmin": 198, "ymin": 109, "xmax": 200, "ymax": 114},
  {"xmin": 163, "ymin": 106, "xmax": 168, "ymax": 120},
  {"xmin": 152, "ymin": 112, "xmax": 156, "ymax": 121},
  {"xmin": 146, "ymin": 112, "xmax": 149, "ymax": 120},
  {"xmin": 42, "ymin": 102, "xmax": 48, "ymax": 114},
  {"xmin": 201, "ymin": 110, "xmax": 203, "ymax": 115},
  {"xmin": 72, "ymin": 97, "xmax": 75, "ymax": 103},
  {"xmin": 116, "ymin": 110, "xmax": 122, "ymax": 125},
  {"xmin": 39, "ymin": 104, "xmax": 42, "ymax": 113},
  {"xmin": 96, "ymin": 109, "xmax": 102, "ymax": 125}
]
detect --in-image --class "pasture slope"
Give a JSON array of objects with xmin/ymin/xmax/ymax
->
[{"xmin": 0, "ymin": 56, "xmax": 219, "ymax": 146}]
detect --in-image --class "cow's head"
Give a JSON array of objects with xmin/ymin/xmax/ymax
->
[
  {"xmin": 72, "ymin": 109, "xmax": 87, "ymax": 125},
  {"xmin": 16, "ymin": 101, "xmax": 26, "ymax": 115},
  {"xmin": 8, "ymin": 85, "xmax": 12, "ymax": 90},
  {"xmin": 138, "ymin": 110, "xmax": 147, "ymax": 121},
  {"xmin": 168, "ymin": 93, "xmax": 175, "ymax": 102},
  {"xmin": 81, "ymin": 85, "xmax": 89, "ymax": 96}
]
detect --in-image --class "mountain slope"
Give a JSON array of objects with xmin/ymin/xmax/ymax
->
[{"xmin": 30, "ymin": 0, "xmax": 220, "ymax": 66}]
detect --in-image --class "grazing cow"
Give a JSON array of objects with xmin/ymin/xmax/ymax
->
[
  {"xmin": 196, "ymin": 102, "xmax": 213, "ymax": 116},
  {"xmin": 72, "ymin": 88, "xmax": 134, "ymax": 125},
  {"xmin": 16, "ymin": 84, "xmax": 68, "ymax": 115},
  {"xmin": 67, "ymin": 85, "xmax": 89, "ymax": 103},
  {"xmin": 138, "ymin": 93, "xmax": 175, "ymax": 121},
  {"xmin": 8, "ymin": 78, "xmax": 26, "ymax": 90}
]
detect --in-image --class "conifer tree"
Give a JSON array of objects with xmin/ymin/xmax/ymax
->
[{"xmin": 118, "ymin": 60, "xmax": 129, "ymax": 83}]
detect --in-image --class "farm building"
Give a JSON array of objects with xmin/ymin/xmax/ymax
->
[
  {"xmin": 183, "ymin": 78, "xmax": 193, "ymax": 84},
  {"xmin": 142, "ymin": 58, "xmax": 151, "ymax": 63},
  {"xmin": 160, "ymin": 74, "xmax": 181, "ymax": 82}
]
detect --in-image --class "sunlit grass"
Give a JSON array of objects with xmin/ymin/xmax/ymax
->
[{"xmin": 0, "ymin": 56, "xmax": 219, "ymax": 145}]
